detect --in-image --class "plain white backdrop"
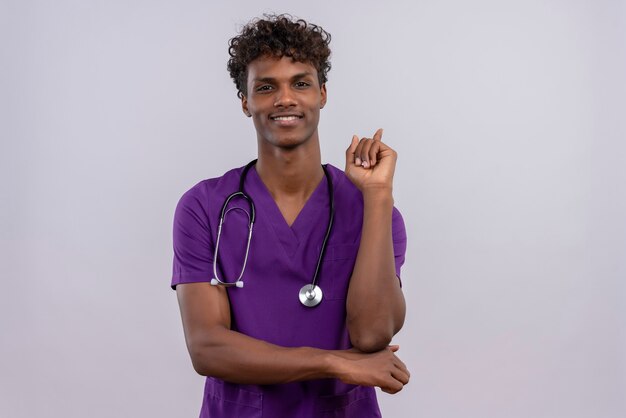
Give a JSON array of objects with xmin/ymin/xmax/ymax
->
[{"xmin": 1, "ymin": 0, "xmax": 625, "ymax": 417}]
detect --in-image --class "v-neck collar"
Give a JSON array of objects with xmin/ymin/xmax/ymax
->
[{"xmin": 248, "ymin": 165, "xmax": 330, "ymax": 257}]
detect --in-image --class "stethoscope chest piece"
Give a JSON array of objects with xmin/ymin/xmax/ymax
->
[{"xmin": 299, "ymin": 284, "xmax": 323, "ymax": 307}]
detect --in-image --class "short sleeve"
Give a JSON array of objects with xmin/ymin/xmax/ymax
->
[
  {"xmin": 171, "ymin": 182, "xmax": 215, "ymax": 290},
  {"xmin": 392, "ymin": 207, "xmax": 408, "ymax": 283}
]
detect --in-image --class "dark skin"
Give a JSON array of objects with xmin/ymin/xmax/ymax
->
[{"xmin": 176, "ymin": 55, "xmax": 409, "ymax": 393}]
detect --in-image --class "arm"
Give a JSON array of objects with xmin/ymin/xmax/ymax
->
[
  {"xmin": 176, "ymin": 282, "xmax": 409, "ymax": 392},
  {"xmin": 344, "ymin": 129, "xmax": 407, "ymax": 353}
]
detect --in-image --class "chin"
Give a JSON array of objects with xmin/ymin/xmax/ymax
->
[
  {"xmin": 268, "ymin": 133, "xmax": 312, "ymax": 149},
  {"xmin": 272, "ymin": 139, "xmax": 306, "ymax": 150}
]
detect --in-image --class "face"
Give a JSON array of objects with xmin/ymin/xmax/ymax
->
[{"xmin": 241, "ymin": 55, "xmax": 327, "ymax": 150}]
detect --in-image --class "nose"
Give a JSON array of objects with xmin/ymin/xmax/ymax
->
[{"xmin": 273, "ymin": 87, "xmax": 297, "ymax": 108}]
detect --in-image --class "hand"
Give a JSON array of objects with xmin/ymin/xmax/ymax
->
[
  {"xmin": 333, "ymin": 345, "xmax": 410, "ymax": 394},
  {"xmin": 345, "ymin": 128, "xmax": 397, "ymax": 193}
]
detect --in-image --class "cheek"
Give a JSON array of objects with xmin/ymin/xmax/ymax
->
[
  {"xmin": 309, "ymin": 107, "xmax": 321, "ymax": 121},
  {"xmin": 251, "ymin": 115, "xmax": 265, "ymax": 130}
]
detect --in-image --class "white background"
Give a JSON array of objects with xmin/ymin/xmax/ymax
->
[{"xmin": 1, "ymin": 0, "xmax": 625, "ymax": 417}]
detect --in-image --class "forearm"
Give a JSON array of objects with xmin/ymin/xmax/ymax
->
[
  {"xmin": 346, "ymin": 189, "xmax": 406, "ymax": 352},
  {"xmin": 188, "ymin": 325, "xmax": 341, "ymax": 384},
  {"xmin": 188, "ymin": 325, "xmax": 409, "ymax": 393}
]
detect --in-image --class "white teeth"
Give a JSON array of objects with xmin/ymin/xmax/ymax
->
[{"xmin": 273, "ymin": 116, "xmax": 299, "ymax": 121}]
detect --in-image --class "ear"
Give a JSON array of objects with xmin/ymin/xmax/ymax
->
[
  {"xmin": 241, "ymin": 95, "xmax": 251, "ymax": 117},
  {"xmin": 320, "ymin": 84, "xmax": 327, "ymax": 109}
]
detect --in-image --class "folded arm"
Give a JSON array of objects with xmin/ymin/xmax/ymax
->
[{"xmin": 176, "ymin": 282, "xmax": 409, "ymax": 393}]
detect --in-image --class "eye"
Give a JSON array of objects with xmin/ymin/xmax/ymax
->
[
  {"xmin": 294, "ymin": 81, "xmax": 310, "ymax": 88},
  {"xmin": 255, "ymin": 85, "xmax": 273, "ymax": 93}
]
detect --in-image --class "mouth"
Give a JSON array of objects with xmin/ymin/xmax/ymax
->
[
  {"xmin": 269, "ymin": 113, "xmax": 304, "ymax": 126},
  {"xmin": 269, "ymin": 114, "xmax": 303, "ymax": 121},
  {"xmin": 271, "ymin": 116, "xmax": 301, "ymax": 121}
]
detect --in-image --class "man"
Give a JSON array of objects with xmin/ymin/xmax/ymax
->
[{"xmin": 172, "ymin": 14, "xmax": 409, "ymax": 417}]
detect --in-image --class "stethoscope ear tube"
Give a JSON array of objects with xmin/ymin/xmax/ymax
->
[
  {"xmin": 211, "ymin": 210, "xmax": 254, "ymax": 287},
  {"xmin": 210, "ymin": 278, "xmax": 245, "ymax": 288},
  {"xmin": 211, "ymin": 162, "xmax": 256, "ymax": 287},
  {"xmin": 239, "ymin": 160, "xmax": 257, "ymax": 224}
]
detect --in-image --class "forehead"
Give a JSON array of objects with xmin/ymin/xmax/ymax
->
[{"xmin": 247, "ymin": 55, "xmax": 318, "ymax": 82}]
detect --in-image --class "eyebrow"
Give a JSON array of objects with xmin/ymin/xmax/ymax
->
[{"xmin": 252, "ymin": 72, "xmax": 315, "ymax": 83}]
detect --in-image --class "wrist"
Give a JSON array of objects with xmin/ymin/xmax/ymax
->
[
  {"xmin": 361, "ymin": 187, "xmax": 394, "ymax": 204},
  {"xmin": 323, "ymin": 350, "xmax": 350, "ymax": 380}
]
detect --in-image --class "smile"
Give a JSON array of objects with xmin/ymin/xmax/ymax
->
[{"xmin": 270, "ymin": 115, "xmax": 303, "ymax": 121}]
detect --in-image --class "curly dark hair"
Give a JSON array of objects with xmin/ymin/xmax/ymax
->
[{"xmin": 227, "ymin": 14, "xmax": 332, "ymax": 99}]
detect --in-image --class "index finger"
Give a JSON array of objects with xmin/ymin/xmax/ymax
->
[
  {"xmin": 346, "ymin": 135, "xmax": 359, "ymax": 157},
  {"xmin": 373, "ymin": 128, "xmax": 384, "ymax": 142}
]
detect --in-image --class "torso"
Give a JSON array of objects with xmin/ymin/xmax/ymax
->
[{"xmin": 174, "ymin": 163, "xmax": 394, "ymax": 417}]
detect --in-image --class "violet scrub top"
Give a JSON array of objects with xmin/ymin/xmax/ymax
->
[{"xmin": 171, "ymin": 164, "xmax": 407, "ymax": 418}]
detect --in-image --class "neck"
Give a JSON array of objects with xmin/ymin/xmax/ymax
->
[{"xmin": 256, "ymin": 143, "xmax": 324, "ymax": 199}]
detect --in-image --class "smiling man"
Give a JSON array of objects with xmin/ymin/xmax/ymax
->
[{"xmin": 171, "ymin": 14, "xmax": 409, "ymax": 417}]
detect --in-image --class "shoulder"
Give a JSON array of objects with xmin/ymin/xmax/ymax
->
[{"xmin": 177, "ymin": 166, "xmax": 245, "ymax": 209}]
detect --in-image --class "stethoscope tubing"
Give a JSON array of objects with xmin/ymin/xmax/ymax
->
[
  {"xmin": 310, "ymin": 164, "xmax": 334, "ymax": 288},
  {"xmin": 211, "ymin": 160, "xmax": 257, "ymax": 288},
  {"xmin": 210, "ymin": 159, "xmax": 334, "ymax": 305}
]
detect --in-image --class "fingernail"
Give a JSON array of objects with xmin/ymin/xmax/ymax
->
[
  {"xmin": 362, "ymin": 161, "xmax": 368, "ymax": 168},
  {"xmin": 355, "ymin": 157, "xmax": 361, "ymax": 166}
]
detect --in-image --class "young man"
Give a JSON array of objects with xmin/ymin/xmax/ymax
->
[{"xmin": 172, "ymin": 14, "xmax": 409, "ymax": 417}]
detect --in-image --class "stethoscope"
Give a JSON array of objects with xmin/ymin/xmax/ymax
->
[{"xmin": 210, "ymin": 159, "xmax": 334, "ymax": 308}]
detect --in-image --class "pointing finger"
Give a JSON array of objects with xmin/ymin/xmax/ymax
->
[{"xmin": 373, "ymin": 128, "xmax": 384, "ymax": 142}]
